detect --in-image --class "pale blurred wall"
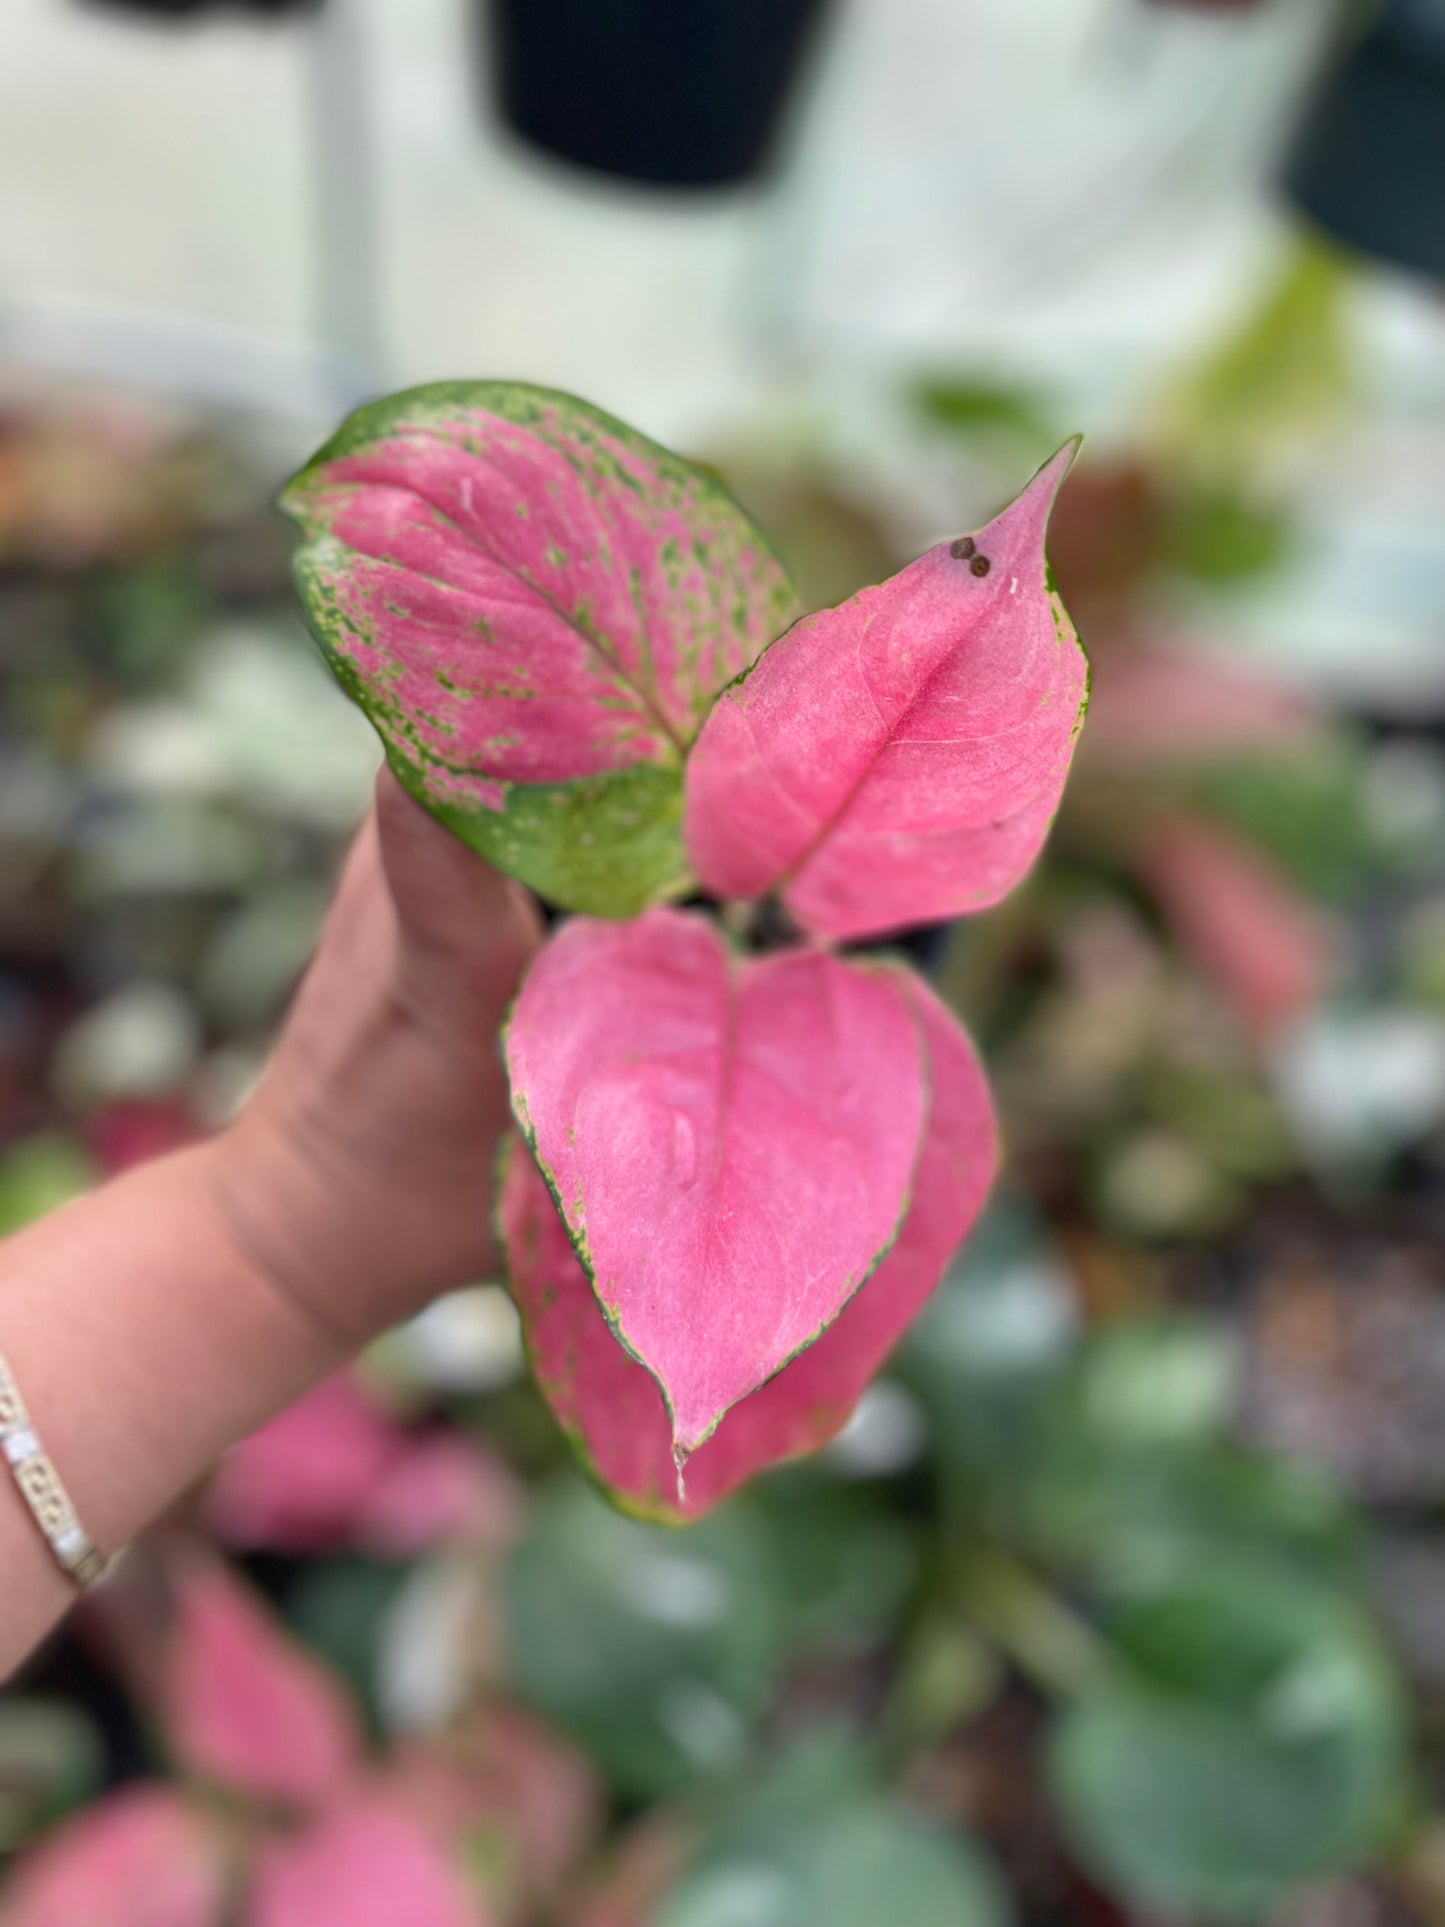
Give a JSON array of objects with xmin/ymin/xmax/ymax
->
[
  {"xmin": 0, "ymin": 0, "xmax": 769, "ymax": 439},
  {"xmin": 2, "ymin": 0, "xmax": 1441, "ymax": 539},
  {"xmin": 0, "ymin": 0, "xmax": 1336, "ymax": 434},
  {"xmin": 5, "ymin": 0, "xmax": 1445, "ymax": 700},
  {"xmin": 0, "ymin": 0, "xmax": 317, "ymax": 406}
]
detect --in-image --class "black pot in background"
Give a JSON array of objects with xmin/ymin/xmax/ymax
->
[
  {"xmin": 1282, "ymin": 0, "xmax": 1445, "ymax": 283},
  {"xmin": 486, "ymin": 0, "xmax": 831, "ymax": 190}
]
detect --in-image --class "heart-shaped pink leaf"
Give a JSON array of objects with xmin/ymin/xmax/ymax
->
[
  {"xmin": 250, "ymin": 1797, "xmax": 484, "ymax": 1927},
  {"xmin": 684, "ymin": 441, "xmax": 1088, "ymax": 940},
  {"xmin": 161, "ymin": 1562, "xmax": 361, "ymax": 1807},
  {"xmin": 282, "ymin": 383, "xmax": 798, "ymax": 917},
  {"xmin": 2, "ymin": 1788, "xmax": 225, "ymax": 1927},
  {"xmin": 500, "ymin": 971, "xmax": 995, "ymax": 1520},
  {"xmin": 504, "ymin": 909, "xmax": 926, "ymax": 1459}
]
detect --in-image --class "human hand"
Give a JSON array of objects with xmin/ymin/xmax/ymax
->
[{"xmin": 212, "ymin": 768, "xmax": 542, "ymax": 1348}]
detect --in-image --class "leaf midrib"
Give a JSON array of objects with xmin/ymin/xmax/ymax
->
[
  {"xmin": 322, "ymin": 461, "xmax": 688, "ymax": 756},
  {"xmin": 774, "ymin": 581, "xmax": 1063, "ymax": 892}
]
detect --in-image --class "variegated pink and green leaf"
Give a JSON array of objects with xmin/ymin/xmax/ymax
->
[
  {"xmin": 282, "ymin": 382, "xmax": 798, "ymax": 916},
  {"xmin": 502, "ymin": 908, "xmax": 929, "ymax": 1466},
  {"xmin": 498, "ymin": 971, "xmax": 996, "ymax": 1521},
  {"xmin": 684, "ymin": 440, "xmax": 1089, "ymax": 940}
]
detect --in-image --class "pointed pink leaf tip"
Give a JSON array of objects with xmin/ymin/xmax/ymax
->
[
  {"xmin": 503, "ymin": 908, "xmax": 927, "ymax": 1459},
  {"xmin": 1, "ymin": 1788, "xmax": 225, "ymax": 1927},
  {"xmin": 282, "ymin": 382, "xmax": 799, "ymax": 917},
  {"xmin": 684, "ymin": 439, "xmax": 1088, "ymax": 941},
  {"xmin": 500, "ymin": 970, "xmax": 996, "ymax": 1520},
  {"xmin": 161, "ymin": 1561, "xmax": 361, "ymax": 1808}
]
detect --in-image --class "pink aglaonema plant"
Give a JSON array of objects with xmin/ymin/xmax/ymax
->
[
  {"xmin": 284, "ymin": 383, "xmax": 1088, "ymax": 1519},
  {"xmin": 4, "ymin": 1556, "xmax": 598, "ymax": 1927}
]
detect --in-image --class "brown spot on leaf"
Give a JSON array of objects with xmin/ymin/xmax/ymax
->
[
  {"xmin": 950, "ymin": 536, "xmax": 976, "ymax": 560},
  {"xmin": 970, "ymin": 554, "xmax": 992, "ymax": 578}
]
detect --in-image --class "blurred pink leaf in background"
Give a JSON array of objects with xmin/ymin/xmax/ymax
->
[
  {"xmin": 1139, "ymin": 813, "xmax": 1337, "ymax": 1036},
  {"xmin": 206, "ymin": 1374, "xmax": 399, "ymax": 1554},
  {"xmin": 1, "ymin": 1785, "xmax": 225, "ymax": 1927},
  {"xmin": 208, "ymin": 1374, "xmax": 520, "ymax": 1558},
  {"xmin": 386, "ymin": 1705, "xmax": 602, "ymax": 1922},
  {"xmin": 1080, "ymin": 638, "xmax": 1320, "ymax": 767},
  {"xmin": 161, "ymin": 1563, "xmax": 360, "ymax": 1808},
  {"xmin": 250, "ymin": 1795, "xmax": 486, "ymax": 1927},
  {"xmin": 360, "ymin": 1431, "xmax": 521, "ymax": 1558}
]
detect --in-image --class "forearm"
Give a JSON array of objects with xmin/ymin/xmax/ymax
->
[
  {"xmin": 0, "ymin": 776, "xmax": 538, "ymax": 1675},
  {"xmin": 0, "ymin": 1143, "xmax": 344, "ymax": 1674}
]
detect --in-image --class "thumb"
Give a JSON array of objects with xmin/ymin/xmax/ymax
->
[{"xmin": 373, "ymin": 766, "xmax": 542, "ymax": 1015}]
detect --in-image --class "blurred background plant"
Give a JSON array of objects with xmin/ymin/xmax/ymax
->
[{"xmin": 4, "ymin": 0, "xmax": 1445, "ymax": 1921}]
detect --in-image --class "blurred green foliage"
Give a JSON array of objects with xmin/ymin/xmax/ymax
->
[
  {"xmin": 1159, "ymin": 480, "xmax": 1293, "ymax": 586},
  {"xmin": 661, "ymin": 1736, "xmax": 1011, "ymax": 1927},
  {"xmin": 0, "ymin": 1701, "xmax": 104, "ymax": 1854},
  {"xmin": 1157, "ymin": 235, "xmax": 1356, "ymax": 483},
  {"xmin": 0, "ymin": 1139, "xmax": 96, "ymax": 1239},
  {"xmin": 1053, "ymin": 1575, "xmax": 1405, "ymax": 1919},
  {"xmin": 1181, "ymin": 741, "xmax": 1379, "ymax": 905}
]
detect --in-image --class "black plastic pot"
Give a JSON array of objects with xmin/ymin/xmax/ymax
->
[
  {"xmin": 486, "ymin": 0, "xmax": 831, "ymax": 190},
  {"xmin": 1282, "ymin": 0, "xmax": 1445, "ymax": 283}
]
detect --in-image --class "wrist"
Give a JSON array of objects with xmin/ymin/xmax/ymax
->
[
  {"xmin": 208, "ymin": 1104, "xmax": 402, "ymax": 1355},
  {"xmin": 188, "ymin": 1135, "xmax": 336, "ymax": 1363},
  {"xmin": 208, "ymin": 1041, "xmax": 486, "ymax": 1351},
  {"xmin": 0, "ymin": 1145, "xmax": 345, "ymax": 1602}
]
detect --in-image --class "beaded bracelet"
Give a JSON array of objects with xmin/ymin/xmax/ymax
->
[{"xmin": 0, "ymin": 1353, "xmax": 106, "ymax": 1588}]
